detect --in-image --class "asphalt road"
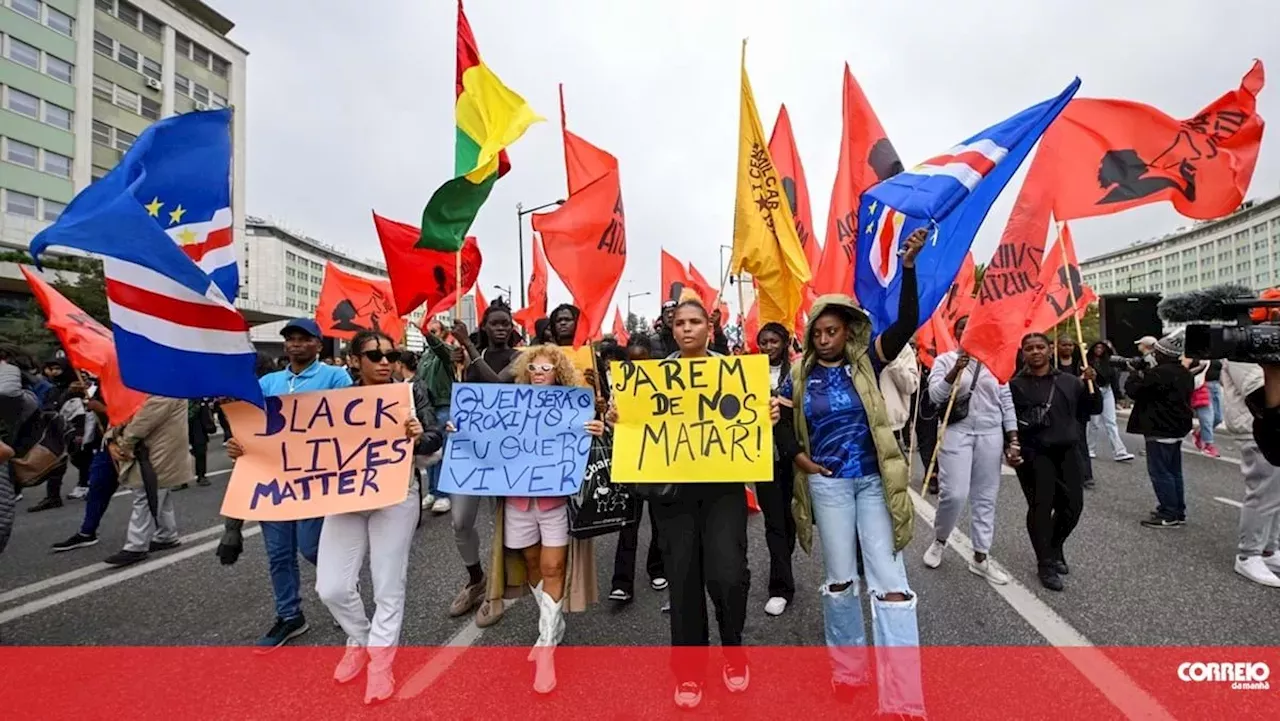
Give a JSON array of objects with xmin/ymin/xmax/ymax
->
[{"xmin": 1, "ymin": 424, "xmax": 1275, "ymax": 717}]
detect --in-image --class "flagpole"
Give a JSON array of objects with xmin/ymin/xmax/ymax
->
[
  {"xmin": 925, "ymin": 377, "xmax": 962, "ymax": 489},
  {"xmin": 1058, "ymin": 221, "xmax": 1094, "ymax": 393}
]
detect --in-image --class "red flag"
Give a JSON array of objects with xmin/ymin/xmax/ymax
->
[
  {"xmin": 612, "ymin": 308, "xmax": 629, "ymax": 346},
  {"xmin": 661, "ymin": 249, "xmax": 693, "ymax": 304},
  {"xmin": 20, "ymin": 266, "xmax": 146, "ymax": 426},
  {"xmin": 686, "ymin": 263, "xmax": 726, "ymax": 317},
  {"xmin": 512, "ymin": 235, "xmax": 548, "ymax": 335},
  {"xmin": 916, "ymin": 253, "xmax": 977, "ymax": 369},
  {"xmin": 531, "ymin": 86, "xmax": 627, "ymax": 346},
  {"xmin": 315, "ymin": 262, "xmax": 406, "ymax": 343},
  {"xmin": 372, "ymin": 212, "xmax": 482, "ymax": 317},
  {"xmin": 813, "ymin": 65, "xmax": 902, "ymax": 296},
  {"xmin": 474, "ymin": 285, "xmax": 489, "ymax": 318},
  {"xmin": 1024, "ymin": 224, "xmax": 1098, "ymax": 333},
  {"xmin": 743, "ymin": 297, "xmax": 760, "ymax": 352},
  {"xmin": 769, "ymin": 104, "xmax": 820, "ymax": 273},
  {"xmin": 1043, "ymin": 60, "xmax": 1264, "ymax": 222}
]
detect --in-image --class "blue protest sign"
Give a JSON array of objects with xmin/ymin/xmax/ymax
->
[{"xmin": 439, "ymin": 383, "xmax": 596, "ymax": 497}]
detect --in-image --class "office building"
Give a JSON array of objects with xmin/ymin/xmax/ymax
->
[{"xmin": 1081, "ymin": 194, "xmax": 1280, "ymax": 297}]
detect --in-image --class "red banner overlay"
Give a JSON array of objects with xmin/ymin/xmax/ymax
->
[{"xmin": 0, "ymin": 647, "xmax": 1275, "ymax": 719}]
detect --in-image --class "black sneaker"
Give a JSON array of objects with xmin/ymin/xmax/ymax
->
[
  {"xmin": 1083, "ymin": 479, "xmax": 1096, "ymax": 490},
  {"xmin": 1038, "ymin": 566, "xmax": 1064, "ymax": 591},
  {"xmin": 196, "ymin": 476, "xmax": 211, "ymax": 487},
  {"xmin": 28, "ymin": 496, "xmax": 63, "ymax": 513},
  {"xmin": 172, "ymin": 483, "xmax": 190, "ymax": 491},
  {"xmin": 51, "ymin": 533, "xmax": 99, "ymax": 553},
  {"xmin": 608, "ymin": 588, "xmax": 633, "ymax": 603},
  {"xmin": 1141, "ymin": 517, "xmax": 1181, "ymax": 529},
  {"xmin": 254, "ymin": 615, "xmax": 310, "ymax": 654},
  {"xmin": 1052, "ymin": 559, "xmax": 1069, "ymax": 576},
  {"xmin": 104, "ymin": 550, "xmax": 149, "ymax": 567},
  {"xmin": 149, "ymin": 539, "xmax": 181, "ymax": 552}
]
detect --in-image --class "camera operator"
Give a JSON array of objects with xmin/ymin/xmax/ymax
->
[
  {"xmin": 1218, "ymin": 360, "xmax": 1280, "ymax": 587},
  {"xmin": 1256, "ymin": 365, "xmax": 1280, "ymax": 466},
  {"xmin": 1125, "ymin": 332, "xmax": 1194, "ymax": 529}
]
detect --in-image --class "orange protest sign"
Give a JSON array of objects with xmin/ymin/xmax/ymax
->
[{"xmin": 220, "ymin": 384, "xmax": 414, "ymax": 521}]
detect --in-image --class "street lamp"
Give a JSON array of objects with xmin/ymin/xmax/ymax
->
[
  {"xmin": 493, "ymin": 284, "xmax": 513, "ymax": 304},
  {"xmin": 719, "ymin": 244, "xmax": 734, "ymax": 288},
  {"xmin": 626, "ymin": 291, "xmax": 651, "ymax": 317},
  {"xmin": 516, "ymin": 199, "xmax": 566, "ymax": 306}
]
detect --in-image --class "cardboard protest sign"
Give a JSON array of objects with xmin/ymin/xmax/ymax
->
[
  {"xmin": 566, "ymin": 346, "xmax": 596, "ymax": 389},
  {"xmin": 220, "ymin": 384, "xmax": 414, "ymax": 521},
  {"xmin": 439, "ymin": 383, "xmax": 595, "ymax": 497},
  {"xmin": 610, "ymin": 355, "xmax": 773, "ymax": 483}
]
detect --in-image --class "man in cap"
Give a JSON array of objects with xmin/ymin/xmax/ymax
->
[
  {"xmin": 216, "ymin": 318, "xmax": 353, "ymax": 651},
  {"xmin": 1124, "ymin": 332, "xmax": 1194, "ymax": 528}
]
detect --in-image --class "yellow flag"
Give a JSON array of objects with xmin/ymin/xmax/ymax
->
[{"xmin": 730, "ymin": 42, "xmax": 812, "ymax": 333}]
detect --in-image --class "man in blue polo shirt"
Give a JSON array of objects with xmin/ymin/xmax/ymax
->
[{"xmin": 222, "ymin": 318, "xmax": 352, "ymax": 651}]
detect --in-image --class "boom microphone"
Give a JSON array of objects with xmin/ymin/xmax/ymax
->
[{"xmin": 1157, "ymin": 285, "xmax": 1256, "ymax": 323}]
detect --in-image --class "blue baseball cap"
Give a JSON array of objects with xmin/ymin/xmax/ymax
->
[{"xmin": 280, "ymin": 318, "xmax": 322, "ymax": 338}]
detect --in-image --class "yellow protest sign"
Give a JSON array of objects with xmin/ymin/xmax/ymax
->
[
  {"xmin": 610, "ymin": 355, "xmax": 773, "ymax": 483},
  {"xmin": 566, "ymin": 345, "xmax": 596, "ymax": 391}
]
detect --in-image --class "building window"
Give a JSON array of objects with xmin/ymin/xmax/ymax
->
[
  {"xmin": 193, "ymin": 84, "xmax": 209, "ymax": 105},
  {"xmin": 211, "ymin": 93, "xmax": 227, "ymax": 109},
  {"xmin": 46, "ymin": 6, "xmax": 74, "ymax": 36},
  {"xmin": 43, "ymin": 198, "xmax": 65, "ymax": 221},
  {"xmin": 212, "ymin": 56, "xmax": 230, "ymax": 78},
  {"xmin": 142, "ymin": 57, "xmax": 162, "ymax": 82},
  {"xmin": 192, "ymin": 44, "xmax": 210, "ymax": 68},
  {"xmin": 115, "ymin": 128, "xmax": 136, "ymax": 152},
  {"xmin": 5, "ymin": 87, "xmax": 40, "ymax": 118},
  {"xmin": 116, "ymin": 0, "xmax": 139, "ymax": 27},
  {"xmin": 176, "ymin": 34, "xmax": 192, "ymax": 58},
  {"xmin": 10, "ymin": 0, "xmax": 40, "ymax": 22},
  {"xmin": 116, "ymin": 43, "xmax": 139, "ymax": 70},
  {"xmin": 174, "ymin": 73, "xmax": 189, "ymax": 96},
  {"xmin": 91, "ymin": 165, "xmax": 110, "ymax": 180},
  {"xmin": 4, "ymin": 190, "xmax": 38, "ymax": 217},
  {"xmin": 141, "ymin": 13, "xmax": 162, "ymax": 41},
  {"xmin": 92, "ymin": 120, "xmax": 112, "ymax": 146},
  {"xmin": 95, "ymin": 0, "xmax": 114, "ymax": 12},
  {"xmin": 43, "ymin": 102, "xmax": 72, "ymax": 130},
  {"xmin": 46, "ymin": 54, "xmax": 74, "ymax": 84},
  {"xmin": 140, "ymin": 96, "xmax": 160, "ymax": 121},
  {"xmin": 43, "ymin": 150, "xmax": 72, "ymax": 178},
  {"xmin": 6, "ymin": 36, "xmax": 40, "ymax": 70},
  {"xmin": 94, "ymin": 31, "xmax": 113, "ymax": 57},
  {"xmin": 114, "ymin": 86, "xmax": 140, "ymax": 113},
  {"xmin": 1254, "ymin": 223, "xmax": 1267, "ymax": 235},
  {"xmin": 94, "ymin": 75, "xmax": 113, "ymax": 101},
  {"xmin": 4, "ymin": 138, "xmax": 38, "ymax": 168}
]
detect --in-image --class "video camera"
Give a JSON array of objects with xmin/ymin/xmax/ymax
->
[{"xmin": 1158, "ymin": 285, "xmax": 1280, "ymax": 364}]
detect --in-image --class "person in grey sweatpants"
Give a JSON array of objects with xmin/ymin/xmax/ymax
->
[
  {"xmin": 922, "ymin": 324, "xmax": 1018, "ymax": 585},
  {"xmin": 1221, "ymin": 360, "xmax": 1280, "ymax": 587}
]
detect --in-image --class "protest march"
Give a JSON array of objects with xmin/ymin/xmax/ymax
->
[{"xmin": 3, "ymin": 1, "xmax": 1280, "ymax": 719}]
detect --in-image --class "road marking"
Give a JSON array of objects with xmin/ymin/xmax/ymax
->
[
  {"xmin": 1114, "ymin": 410, "xmax": 1242, "ymax": 465},
  {"xmin": 111, "ymin": 469, "xmax": 232, "ymax": 498},
  {"xmin": 397, "ymin": 599, "xmax": 520, "ymax": 700},
  {"xmin": 909, "ymin": 489, "xmax": 1175, "ymax": 721},
  {"xmin": 1214, "ymin": 496, "xmax": 1244, "ymax": 509},
  {"xmin": 0, "ymin": 523, "xmax": 230, "ymax": 606},
  {"xmin": 0, "ymin": 527, "xmax": 260, "ymax": 626}
]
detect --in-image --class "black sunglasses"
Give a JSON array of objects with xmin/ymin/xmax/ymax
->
[{"xmin": 360, "ymin": 350, "xmax": 402, "ymax": 364}]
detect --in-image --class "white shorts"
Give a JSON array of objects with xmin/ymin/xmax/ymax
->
[{"xmin": 503, "ymin": 499, "xmax": 569, "ymax": 549}]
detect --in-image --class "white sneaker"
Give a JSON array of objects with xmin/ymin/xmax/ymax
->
[
  {"xmin": 1089, "ymin": 451, "xmax": 1097, "ymax": 459},
  {"xmin": 421, "ymin": 493, "xmax": 436, "ymax": 511},
  {"xmin": 1262, "ymin": 554, "xmax": 1280, "ymax": 575},
  {"xmin": 364, "ymin": 666, "xmax": 394, "ymax": 705},
  {"xmin": 1235, "ymin": 556, "xmax": 1280, "ymax": 588},
  {"xmin": 922, "ymin": 540, "xmax": 946, "ymax": 568},
  {"xmin": 1115, "ymin": 452, "xmax": 1135, "ymax": 462},
  {"xmin": 968, "ymin": 558, "xmax": 1011, "ymax": 585},
  {"xmin": 68, "ymin": 486, "xmax": 88, "ymax": 500},
  {"xmin": 764, "ymin": 597, "xmax": 787, "ymax": 616},
  {"xmin": 722, "ymin": 663, "xmax": 750, "ymax": 693},
  {"xmin": 651, "ymin": 577, "xmax": 669, "ymax": 591},
  {"xmin": 673, "ymin": 681, "xmax": 703, "ymax": 709},
  {"xmin": 333, "ymin": 639, "xmax": 368, "ymax": 684},
  {"xmin": 431, "ymin": 497, "xmax": 452, "ymax": 514}
]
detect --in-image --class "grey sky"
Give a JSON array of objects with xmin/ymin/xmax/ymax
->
[{"xmin": 213, "ymin": 0, "xmax": 1280, "ymax": 323}]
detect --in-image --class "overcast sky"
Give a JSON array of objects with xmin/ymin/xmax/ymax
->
[{"xmin": 213, "ymin": 0, "xmax": 1280, "ymax": 322}]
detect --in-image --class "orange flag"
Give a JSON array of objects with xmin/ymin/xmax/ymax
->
[
  {"xmin": 474, "ymin": 285, "xmax": 489, "ymax": 319},
  {"xmin": 686, "ymin": 263, "xmax": 730, "ymax": 320},
  {"xmin": 372, "ymin": 212, "xmax": 482, "ymax": 318},
  {"xmin": 813, "ymin": 65, "xmax": 902, "ymax": 297},
  {"xmin": 917, "ymin": 253, "xmax": 977, "ymax": 369},
  {"xmin": 512, "ymin": 235, "xmax": 548, "ymax": 335},
  {"xmin": 769, "ymin": 104, "xmax": 820, "ymax": 273},
  {"xmin": 20, "ymin": 266, "xmax": 146, "ymax": 426},
  {"xmin": 315, "ymin": 262, "xmax": 406, "ymax": 342},
  {"xmin": 1024, "ymin": 224, "xmax": 1098, "ymax": 333},
  {"xmin": 1042, "ymin": 60, "xmax": 1265, "ymax": 222},
  {"xmin": 612, "ymin": 307, "xmax": 629, "ymax": 346},
  {"xmin": 531, "ymin": 86, "xmax": 627, "ymax": 346},
  {"xmin": 661, "ymin": 249, "xmax": 694, "ymax": 304}
]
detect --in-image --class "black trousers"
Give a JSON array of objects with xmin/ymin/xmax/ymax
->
[
  {"xmin": 651, "ymin": 483, "xmax": 750, "ymax": 683},
  {"xmin": 192, "ymin": 443, "xmax": 208, "ymax": 479},
  {"xmin": 913, "ymin": 406, "xmax": 939, "ymax": 484},
  {"xmin": 1076, "ymin": 420, "xmax": 1093, "ymax": 481},
  {"xmin": 754, "ymin": 464, "xmax": 795, "ymax": 601},
  {"xmin": 1014, "ymin": 444, "xmax": 1084, "ymax": 566},
  {"xmin": 611, "ymin": 500, "xmax": 665, "ymax": 595}
]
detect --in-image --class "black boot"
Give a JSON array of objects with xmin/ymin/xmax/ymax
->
[
  {"xmin": 28, "ymin": 496, "xmax": 63, "ymax": 512},
  {"xmin": 1038, "ymin": 562, "xmax": 1064, "ymax": 591}
]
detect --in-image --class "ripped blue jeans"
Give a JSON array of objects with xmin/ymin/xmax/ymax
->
[{"xmin": 809, "ymin": 473, "xmax": 924, "ymax": 717}]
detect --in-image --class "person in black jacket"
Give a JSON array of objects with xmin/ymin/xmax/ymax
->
[
  {"xmin": 755, "ymin": 322, "xmax": 799, "ymax": 616},
  {"xmin": 1008, "ymin": 332, "xmax": 1101, "ymax": 591},
  {"xmin": 1124, "ymin": 332, "xmax": 1194, "ymax": 529},
  {"xmin": 1054, "ymin": 337, "xmax": 1094, "ymax": 488}
]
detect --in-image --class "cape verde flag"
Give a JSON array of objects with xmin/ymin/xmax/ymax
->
[
  {"xmin": 855, "ymin": 78, "xmax": 1080, "ymax": 334},
  {"xmin": 29, "ymin": 110, "xmax": 263, "ymax": 406}
]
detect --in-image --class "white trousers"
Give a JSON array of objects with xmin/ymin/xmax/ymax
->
[
  {"xmin": 1087, "ymin": 387, "xmax": 1130, "ymax": 459},
  {"xmin": 934, "ymin": 430, "xmax": 1004, "ymax": 554},
  {"xmin": 316, "ymin": 486, "xmax": 419, "ymax": 666}
]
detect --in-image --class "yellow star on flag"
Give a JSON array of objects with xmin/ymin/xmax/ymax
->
[
  {"xmin": 144, "ymin": 197, "xmax": 163, "ymax": 217},
  {"xmin": 177, "ymin": 228, "xmax": 198, "ymax": 245},
  {"xmin": 868, "ymin": 200, "xmax": 878, "ymax": 215},
  {"xmin": 169, "ymin": 205, "xmax": 186, "ymax": 225}
]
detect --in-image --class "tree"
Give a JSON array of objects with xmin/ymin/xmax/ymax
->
[
  {"xmin": 625, "ymin": 312, "xmax": 648, "ymax": 336},
  {"xmin": 0, "ymin": 251, "xmax": 107, "ymax": 358},
  {"xmin": 51, "ymin": 260, "xmax": 109, "ymax": 327}
]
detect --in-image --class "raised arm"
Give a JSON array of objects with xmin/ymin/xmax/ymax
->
[{"xmin": 872, "ymin": 228, "xmax": 927, "ymax": 363}]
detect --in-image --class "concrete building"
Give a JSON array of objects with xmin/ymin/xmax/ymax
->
[
  {"xmin": 1, "ymin": 0, "xmax": 246, "ymax": 252},
  {"xmin": 1081, "ymin": 194, "xmax": 1280, "ymax": 297}
]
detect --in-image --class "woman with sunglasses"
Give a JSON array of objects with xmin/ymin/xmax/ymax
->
[{"xmin": 314, "ymin": 330, "xmax": 441, "ymax": 704}]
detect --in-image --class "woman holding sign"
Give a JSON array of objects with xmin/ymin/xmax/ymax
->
[
  {"xmin": 313, "ymin": 330, "xmax": 438, "ymax": 705},
  {"xmin": 776, "ymin": 228, "xmax": 926, "ymax": 717}
]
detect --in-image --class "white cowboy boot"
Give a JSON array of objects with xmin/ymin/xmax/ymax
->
[
  {"xmin": 526, "ymin": 580, "xmax": 546, "ymax": 662},
  {"xmin": 532, "ymin": 593, "xmax": 564, "ymax": 695}
]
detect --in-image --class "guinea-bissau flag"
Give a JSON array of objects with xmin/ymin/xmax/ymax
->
[{"xmin": 417, "ymin": 0, "xmax": 542, "ymax": 251}]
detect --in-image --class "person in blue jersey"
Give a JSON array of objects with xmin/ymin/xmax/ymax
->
[
  {"xmin": 776, "ymin": 227, "xmax": 927, "ymax": 718},
  {"xmin": 221, "ymin": 318, "xmax": 353, "ymax": 652}
]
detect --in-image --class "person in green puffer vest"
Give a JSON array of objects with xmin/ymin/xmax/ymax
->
[{"xmin": 775, "ymin": 227, "xmax": 926, "ymax": 718}]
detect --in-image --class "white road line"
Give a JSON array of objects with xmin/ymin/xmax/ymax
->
[
  {"xmin": 909, "ymin": 489, "xmax": 1175, "ymax": 721},
  {"xmin": 0, "ymin": 523, "xmax": 229, "ymax": 606},
  {"xmin": 396, "ymin": 608, "xmax": 502, "ymax": 700},
  {"xmin": 111, "ymin": 469, "xmax": 232, "ymax": 498},
  {"xmin": 1113, "ymin": 410, "xmax": 1242, "ymax": 465},
  {"xmin": 1214, "ymin": 496, "xmax": 1244, "ymax": 509},
  {"xmin": 0, "ymin": 527, "xmax": 261, "ymax": 626}
]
